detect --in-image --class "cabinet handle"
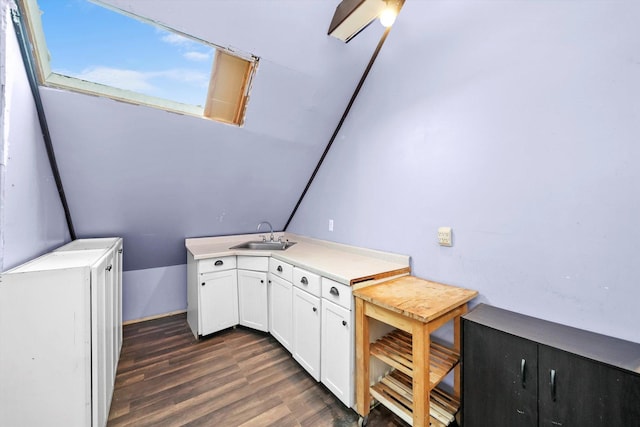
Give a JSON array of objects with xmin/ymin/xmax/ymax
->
[
  {"xmin": 313, "ymin": 307, "xmax": 317, "ymax": 312},
  {"xmin": 277, "ymin": 265, "xmax": 283, "ymax": 272},
  {"xmin": 118, "ymin": 249, "xmax": 123, "ymax": 254},
  {"xmin": 106, "ymin": 264, "xmax": 113, "ymax": 272},
  {"xmin": 301, "ymin": 277, "xmax": 308, "ymax": 285},
  {"xmin": 260, "ymin": 280, "xmax": 264, "ymax": 283},
  {"xmin": 214, "ymin": 260, "xmax": 224, "ymax": 266},
  {"xmin": 201, "ymin": 282, "xmax": 205, "ymax": 286},
  {"xmin": 342, "ymin": 320, "xmax": 347, "ymax": 326},
  {"xmin": 550, "ymin": 369, "xmax": 557, "ymax": 402},
  {"xmin": 330, "ymin": 286, "xmax": 340, "ymax": 296},
  {"xmin": 520, "ymin": 359, "xmax": 526, "ymax": 389}
]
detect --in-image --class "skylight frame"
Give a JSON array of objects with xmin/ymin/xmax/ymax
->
[{"xmin": 18, "ymin": 0, "xmax": 259, "ymax": 124}]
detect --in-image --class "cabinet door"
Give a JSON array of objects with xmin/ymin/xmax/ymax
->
[
  {"xmin": 200, "ymin": 270, "xmax": 239, "ymax": 336},
  {"xmin": 292, "ymin": 287, "xmax": 321, "ymax": 381},
  {"xmin": 91, "ymin": 256, "xmax": 110, "ymax": 427},
  {"xmin": 462, "ymin": 320, "xmax": 538, "ymax": 427},
  {"xmin": 321, "ymin": 299, "xmax": 353, "ymax": 407},
  {"xmin": 238, "ymin": 269, "xmax": 268, "ymax": 332},
  {"xmin": 268, "ymin": 275, "xmax": 293, "ymax": 352},
  {"xmin": 538, "ymin": 345, "xmax": 640, "ymax": 427}
]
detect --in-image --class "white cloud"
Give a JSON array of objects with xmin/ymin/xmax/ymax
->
[
  {"xmin": 160, "ymin": 32, "xmax": 193, "ymax": 47},
  {"xmin": 184, "ymin": 51, "xmax": 211, "ymax": 62},
  {"xmin": 70, "ymin": 66, "xmax": 210, "ymax": 93},
  {"xmin": 72, "ymin": 67, "xmax": 156, "ymax": 92}
]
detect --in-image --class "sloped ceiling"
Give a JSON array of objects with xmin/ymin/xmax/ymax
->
[{"xmin": 39, "ymin": 0, "xmax": 387, "ymax": 270}]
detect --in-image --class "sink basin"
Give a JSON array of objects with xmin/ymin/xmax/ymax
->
[{"xmin": 229, "ymin": 241, "xmax": 297, "ymax": 251}]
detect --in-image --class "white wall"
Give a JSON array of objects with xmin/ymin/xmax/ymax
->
[
  {"xmin": 289, "ymin": 0, "xmax": 640, "ymax": 343},
  {"xmin": 0, "ymin": 0, "xmax": 69, "ymax": 271}
]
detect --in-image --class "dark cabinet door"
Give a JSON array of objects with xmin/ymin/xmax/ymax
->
[
  {"xmin": 538, "ymin": 345, "xmax": 640, "ymax": 427},
  {"xmin": 463, "ymin": 321, "xmax": 538, "ymax": 427}
]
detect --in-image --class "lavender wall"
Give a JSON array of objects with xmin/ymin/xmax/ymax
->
[
  {"xmin": 0, "ymin": 2, "xmax": 70, "ymax": 271},
  {"xmin": 289, "ymin": 1, "xmax": 640, "ymax": 343}
]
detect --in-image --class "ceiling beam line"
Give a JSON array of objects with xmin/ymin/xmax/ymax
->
[
  {"xmin": 284, "ymin": 25, "xmax": 392, "ymax": 231},
  {"xmin": 11, "ymin": 5, "xmax": 76, "ymax": 240}
]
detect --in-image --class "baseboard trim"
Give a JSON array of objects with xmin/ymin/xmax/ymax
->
[{"xmin": 123, "ymin": 309, "xmax": 187, "ymax": 325}]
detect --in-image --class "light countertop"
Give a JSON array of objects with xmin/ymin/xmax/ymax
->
[{"xmin": 185, "ymin": 233, "xmax": 411, "ymax": 286}]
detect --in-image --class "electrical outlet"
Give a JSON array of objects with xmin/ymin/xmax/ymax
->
[
  {"xmin": 328, "ymin": 219, "xmax": 334, "ymax": 232},
  {"xmin": 438, "ymin": 227, "xmax": 452, "ymax": 246}
]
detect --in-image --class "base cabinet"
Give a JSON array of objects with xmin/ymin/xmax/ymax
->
[
  {"xmin": 463, "ymin": 304, "xmax": 640, "ymax": 427},
  {"xmin": 0, "ymin": 238, "xmax": 123, "ymax": 427},
  {"xmin": 187, "ymin": 254, "xmax": 238, "ymax": 338}
]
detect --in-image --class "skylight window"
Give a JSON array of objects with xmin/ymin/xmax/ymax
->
[{"xmin": 19, "ymin": 0, "xmax": 258, "ymax": 125}]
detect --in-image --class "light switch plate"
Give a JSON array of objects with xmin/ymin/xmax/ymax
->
[{"xmin": 438, "ymin": 227, "xmax": 452, "ymax": 246}]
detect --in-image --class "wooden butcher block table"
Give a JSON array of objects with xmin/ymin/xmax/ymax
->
[{"xmin": 354, "ymin": 276, "xmax": 478, "ymax": 427}]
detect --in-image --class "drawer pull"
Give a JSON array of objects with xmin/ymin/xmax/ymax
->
[
  {"xmin": 550, "ymin": 369, "xmax": 557, "ymax": 401},
  {"xmin": 106, "ymin": 264, "xmax": 112, "ymax": 272},
  {"xmin": 277, "ymin": 265, "xmax": 283, "ymax": 272},
  {"xmin": 313, "ymin": 307, "xmax": 317, "ymax": 312},
  {"xmin": 260, "ymin": 280, "xmax": 264, "ymax": 283},
  {"xmin": 330, "ymin": 286, "xmax": 340, "ymax": 296},
  {"xmin": 521, "ymin": 359, "xmax": 526, "ymax": 389},
  {"xmin": 214, "ymin": 260, "xmax": 224, "ymax": 266},
  {"xmin": 118, "ymin": 249, "xmax": 123, "ymax": 254},
  {"xmin": 342, "ymin": 320, "xmax": 347, "ymax": 326},
  {"xmin": 201, "ymin": 282, "xmax": 205, "ymax": 286},
  {"xmin": 301, "ymin": 277, "xmax": 308, "ymax": 285}
]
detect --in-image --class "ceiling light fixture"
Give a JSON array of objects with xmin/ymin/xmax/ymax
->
[{"xmin": 327, "ymin": 0, "xmax": 404, "ymax": 42}]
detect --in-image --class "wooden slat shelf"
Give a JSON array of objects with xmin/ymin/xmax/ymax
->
[
  {"xmin": 370, "ymin": 329, "xmax": 460, "ymax": 389},
  {"xmin": 370, "ymin": 370, "xmax": 460, "ymax": 427}
]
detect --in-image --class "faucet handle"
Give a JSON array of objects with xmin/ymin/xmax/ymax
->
[{"xmin": 259, "ymin": 235, "xmax": 266, "ymax": 242}]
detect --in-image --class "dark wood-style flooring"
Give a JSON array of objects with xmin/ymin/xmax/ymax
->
[{"xmin": 107, "ymin": 313, "xmax": 409, "ymax": 427}]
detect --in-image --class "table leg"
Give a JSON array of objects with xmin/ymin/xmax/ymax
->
[
  {"xmin": 355, "ymin": 298, "xmax": 371, "ymax": 417},
  {"xmin": 413, "ymin": 322, "xmax": 430, "ymax": 427}
]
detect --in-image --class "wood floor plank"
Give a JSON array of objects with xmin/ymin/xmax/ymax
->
[{"xmin": 108, "ymin": 313, "xmax": 412, "ymax": 427}]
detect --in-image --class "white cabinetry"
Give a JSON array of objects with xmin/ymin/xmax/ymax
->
[
  {"xmin": 0, "ymin": 238, "xmax": 123, "ymax": 427},
  {"xmin": 187, "ymin": 254, "xmax": 238, "ymax": 338},
  {"xmin": 268, "ymin": 258, "xmax": 293, "ymax": 352},
  {"xmin": 292, "ymin": 267, "xmax": 321, "ymax": 381},
  {"xmin": 237, "ymin": 256, "xmax": 269, "ymax": 332},
  {"xmin": 321, "ymin": 278, "xmax": 354, "ymax": 408}
]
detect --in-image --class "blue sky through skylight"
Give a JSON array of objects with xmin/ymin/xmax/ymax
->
[{"xmin": 37, "ymin": 0, "xmax": 215, "ymax": 107}]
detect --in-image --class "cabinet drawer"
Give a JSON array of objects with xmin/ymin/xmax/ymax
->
[
  {"xmin": 269, "ymin": 258, "xmax": 293, "ymax": 282},
  {"xmin": 198, "ymin": 256, "xmax": 236, "ymax": 274},
  {"xmin": 293, "ymin": 267, "xmax": 321, "ymax": 297},
  {"xmin": 237, "ymin": 256, "xmax": 268, "ymax": 271},
  {"xmin": 321, "ymin": 278, "xmax": 352, "ymax": 310}
]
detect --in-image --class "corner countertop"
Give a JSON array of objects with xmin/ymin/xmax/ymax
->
[{"xmin": 185, "ymin": 233, "xmax": 411, "ymax": 286}]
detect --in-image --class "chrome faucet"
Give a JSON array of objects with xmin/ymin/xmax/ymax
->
[{"xmin": 256, "ymin": 221, "xmax": 275, "ymax": 242}]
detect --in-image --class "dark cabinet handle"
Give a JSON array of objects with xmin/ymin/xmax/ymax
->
[
  {"xmin": 313, "ymin": 307, "xmax": 317, "ymax": 312},
  {"xmin": 277, "ymin": 265, "xmax": 283, "ymax": 272},
  {"xmin": 118, "ymin": 249, "xmax": 123, "ymax": 254},
  {"xmin": 260, "ymin": 280, "xmax": 264, "ymax": 283},
  {"xmin": 201, "ymin": 282, "xmax": 205, "ymax": 286},
  {"xmin": 342, "ymin": 320, "xmax": 347, "ymax": 326},
  {"xmin": 301, "ymin": 277, "xmax": 308, "ymax": 285},
  {"xmin": 550, "ymin": 369, "xmax": 557, "ymax": 402},
  {"xmin": 330, "ymin": 286, "xmax": 340, "ymax": 296},
  {"xmin": 106, "ymin": 264, "xmax": 113, "ymax": 272},
  {"xmin": 521, "ymin": 359, "xmax": 526, "ymax": 389},
  {"xmin": 214, "ymin": 260, "xmax": 223, "ymax": 266}
]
